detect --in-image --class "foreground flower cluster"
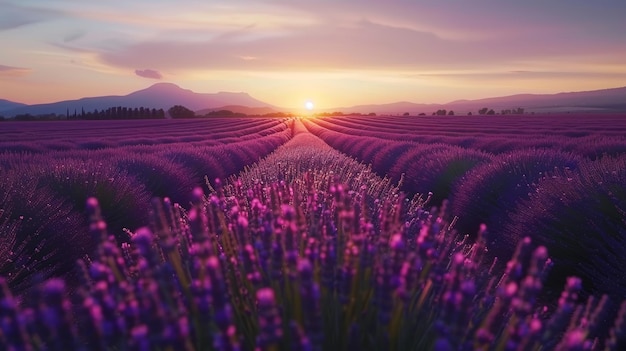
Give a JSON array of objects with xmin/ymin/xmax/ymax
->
[{"xmin": 1, "ymin": 183, "xmax": 624, "ymax": 350}]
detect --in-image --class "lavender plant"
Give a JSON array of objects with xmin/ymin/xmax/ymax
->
[
  {"xmin": 0, "ymin": 169, "xmax": 87, "ymax": 294},
  {"xmin": 114, "ymin": 154, "xmax": 198, "ymax": 205},
  {"xmin": 565, "ymin": 135, "xmax": 626, "ymax": 160},
  {"xmin": 503, "ymin": 155, "xmax": 626, "ymax": 301},
  {"xmin": 394, "ymin": 146, "xmax": 493, "ymax": 206},
  {"xmin": 32, "ymin": 158, "xmax": 152, "ymax": 239},
  {"xmin": 0, "ymin": 142, "xmax": 47, "ymax": 154},
  {"xmin": 370, "ymin": 142, "xmax": 414, "ymax": 176},
  {"xmin": 450, "ymin": 149, "xmax": 582, "ymax": 245}
]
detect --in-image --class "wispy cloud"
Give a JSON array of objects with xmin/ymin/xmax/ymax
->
[
  {"xmin": 135, "ymin": 69, "xmax": 162, "ymax": 79},
  {"xmin": 415, "ymin": 70, "xmax": 626, "ymax": 79},
  {"xmin": 12, "ymin": 0, "xmax": 625, "ymax": 75},
  {"xmin": 0, "ymin": 64, "xmax": 31, "ymax": 77},
  {"xmin": 97, "ymin": 20, "xmax": 458, "ymax": 72},
  {"xmin": 0, "ymin": 2, "xmax": 61, "ymax": 31},
  {"xmin": 63, "ymin": 30, "xmax": 86, "ymax": 43},
  {"xmin": 93, "ymin": 16, "xmax": 625, "ymax": 75}
]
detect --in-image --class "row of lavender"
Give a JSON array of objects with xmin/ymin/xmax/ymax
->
[
  {"xmin": 311, "ymin": 115, "xmax": 626, "ymax": 158},
  {"xmin": 2, "ymin": 123, "xmax": 625, "ymax": 350},
  {"xmin": 0, "ymin": 119, "xmax": 292, "ymax": 293},
  {"xmin": 323, "ymin": 114, "xmax": 626, "ymax": 137},
  {"xmin": 0, "ymin": 118, "xmax": 287, "ymax": 153},
  {"xmin": 303, "ymin": 119, "xmax": 626, "ymax": 300}
]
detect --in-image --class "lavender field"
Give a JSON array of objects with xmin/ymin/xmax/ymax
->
[{"xmin": 1, "ymin": 114, "xmax": 626, "ymax": 350}]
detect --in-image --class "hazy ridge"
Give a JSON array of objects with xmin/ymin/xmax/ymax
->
[{"xmin": 3, "ymin": 83, "xmax": 626, "ymax": 117}]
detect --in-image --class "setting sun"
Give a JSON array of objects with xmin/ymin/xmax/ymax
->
[{"xmin": 305, "ymin": 101, "xmax": 314, "ymax": 111}]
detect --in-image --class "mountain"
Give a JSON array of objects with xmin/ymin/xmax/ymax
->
[
  {"xmin": 445, "ymin": 86, "xmax": 626, "ymax": 113},
  {"xmin": 323, "ymin": 86, "xmax": 626, "ymax": 115},
  {"xmin": 3, "ymin": 83, "xmax": 275, "ymax": 117},
  {"xmin": 195, "ymin": 105, "xmax": 280, "ymax": 116},
  {"xmin": 0, "ymin": 99, "xmax": 27, "ymax": 113},
  {"xmin": 126, "ymin": 83, "xmax": 274, "ymax": 110},
  {"xmin": 318, "ymin": 101, "xmax": 439, "ymax": 115}
]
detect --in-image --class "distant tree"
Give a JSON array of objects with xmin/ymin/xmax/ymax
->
[
  {"xmin": 158, "ymin": 109, "xmax": 165, "ymax": 118},
  {"xmin": 478, "ymin": 107, "xmax": 489, "ymax": 115},
  {"xmin": 435, "ymin": 109, "xmax": 447, "ymax": 116},
  {"xmin": 448, "ymin": 110, "xmax": 454, "ymax": 116},
  {"xmin": 467, "ymin": 112, "xmax": 473, "ymax": 116},
  {"xmin": 168, "ymin": 105, "xmax": 195, "ymax": 119},
  {"xmin": 367, "ymin": 112, "xmax": 376, "ymax": 116},
  {"xmin": 204, "ymin": 110, "xmax": 248, "ymax": 117},
  {"xmin": 403, "ymin": 112, "xmax": 410, "ymax": 116},
  {"xmin": 418, "ymin": 113, "xmax": 426, "ymax": 116},
  {"xmin": 15, "ymin": 114, "xmax": 36, "ymax": 121},
  {"xmin": 487, "ymin": 109, "xmax": 496, "ymax": 115},
  {"xmin": 0, "ymin": 115, "xmax": 5, "ymax": 121},
  {"xmin": 500, "ymin": 108, "xmax": 525, "ymax": 115}
]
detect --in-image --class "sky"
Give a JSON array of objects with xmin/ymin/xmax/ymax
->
[{"xmin": 1, "ymin": 0, "xmax": 626, "ymax": 109}]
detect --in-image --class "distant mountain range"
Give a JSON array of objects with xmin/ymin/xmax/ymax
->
[
  {"xmin": 0, "ymin": 99, "xmax": 27, "ymax": 112},
  {"xmin": 195, "ymin": 105, "xmax": 279, "ymax": 116},
  {"xmin": 1, "ymin": 83, "xmax": 276, "ymax": 117},
  {"xmin": 2, "ymin": 83, "xmax": 626, "ymax": 117},
  {"xmin": 321, "ymin": 86, "xmax": 626, "ymax": 115}
]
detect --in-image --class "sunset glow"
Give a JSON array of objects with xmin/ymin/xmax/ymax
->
[
  {"xmin": 305, "ymin": 101, "xmax": 314, "ymax": 111},
  {"xmin": 1, "ymin": 1, "xmax": 625, "ymax": 108}
]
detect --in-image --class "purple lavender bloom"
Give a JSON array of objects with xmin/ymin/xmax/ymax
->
[{"xmin": 255, "ymin": 288, "xmax": 283, "ymax": 349}]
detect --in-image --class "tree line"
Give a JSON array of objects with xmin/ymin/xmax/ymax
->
[
  {"xmin": 399, "ymin": 107, "xmax": 526, "ymax": 116},
  {"xmin": 2, "ymin": 106, "xmax": 166, "ymax": 121},
  {"xmin": 67, "ymin": 106, "xmax": 166, "ymax": 120},
  {"xmin": 167, "ymin": 105, "xmax": 298, "ymax": 118}
]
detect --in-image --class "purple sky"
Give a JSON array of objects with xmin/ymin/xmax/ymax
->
[{"xmin": 1, "ymin": 0, "xmax": 625, "ymax": 109}]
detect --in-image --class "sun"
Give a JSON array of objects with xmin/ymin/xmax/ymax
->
[{"xmin": 305, "ymin": 100, "xmax": 314, "ymax": 111}]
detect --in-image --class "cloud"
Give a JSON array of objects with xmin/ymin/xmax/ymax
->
[
  {"xmin": 7, "ymin": 0, "xmax": 626, "ymax": 84},
  {"xmin": 64, "ymin": 2, "xmax": 618, "ymax": 74},
  {"xmin": 418, "ymin": 70, "xmax": 626, "ymax": 79},
  {"xmin": 95, "ymin": 15, "xmax": 625, "ymax": 76},
  {"xmin": 63, "ymin": 30, "xmax": 86, "ymax": 43},
  {"xmin": 134, "ymin": 69, "xmax": 162, "ymax": 79},
  {"xmin": 0, "ymin": 64, "xmax": 31, "ymax": 77},
  {"xmin": 0, "ymin": 2, "xmax": 61, "ymax": 31},
  {"xmin": 98, "ymin": 20, "xmax": 460, "ymax": 72}
]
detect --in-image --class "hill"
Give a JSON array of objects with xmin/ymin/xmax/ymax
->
[
  {"xmin": 0, "ymin": 99, "xmax": 27, "ymax": 113},
  {"xmin": 446, "ymin": 86, "xmax": 626, "ymax": 113},
  {"xmin": 3, "ymin": 83, "xmax": 275, "ymax": 117},
  {"xmin": 320, "ymin": 86, "xmax": 626, "ymax": 115},
  {"xmin": 195, "ymin": 105, "xmax": 280, "ymax": 116}
]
